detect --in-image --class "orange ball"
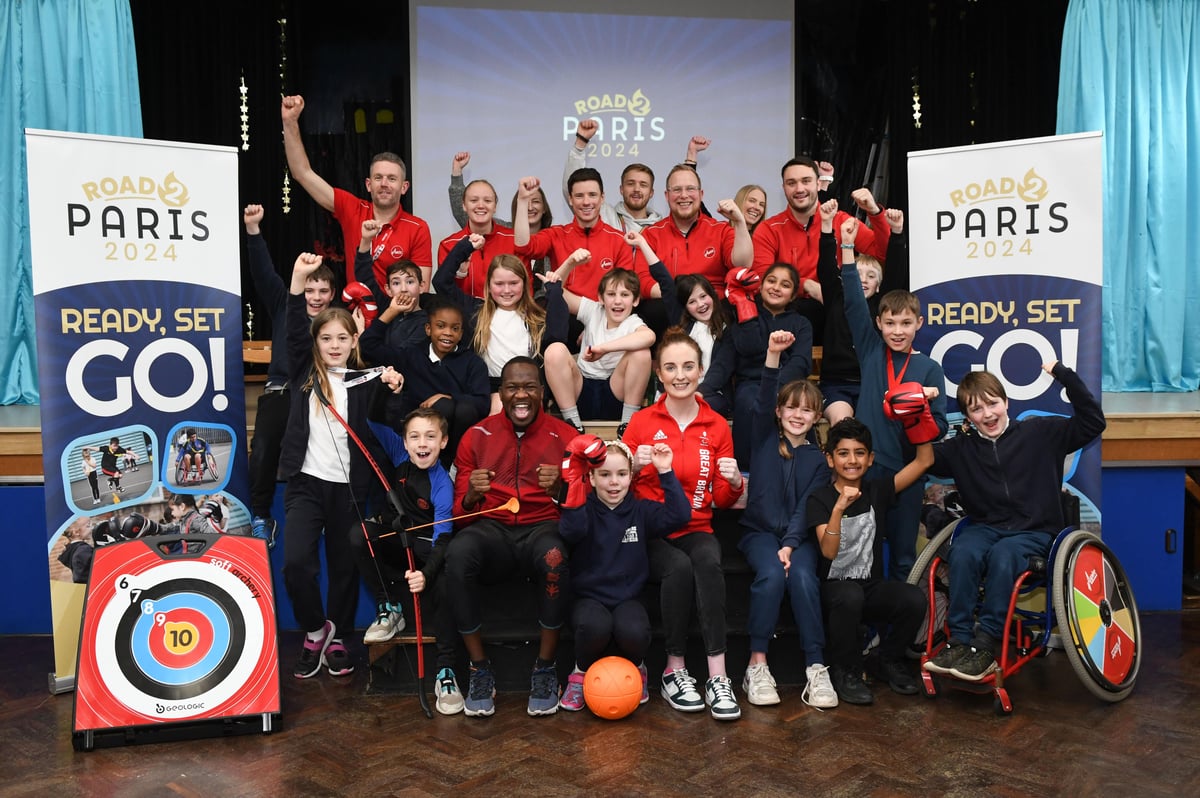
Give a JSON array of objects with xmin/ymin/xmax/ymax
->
[{"xmin": 583, "ymin": 656, "xmax": 642, "ymax": 720}]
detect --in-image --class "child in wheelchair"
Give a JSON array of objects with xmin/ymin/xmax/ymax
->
[{"xmin": 922, "ymin": 361, "xmax": 1106, "ymax": 681}]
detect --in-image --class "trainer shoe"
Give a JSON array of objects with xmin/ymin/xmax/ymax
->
[
  {"xmin": 251, "ymin": 516, "xmax": 279, "ymax": 549},
  {"xmin": 294, "ymin": 620, "xmax": 334, "ymax": 679},
  {"xmin": 742, "ymin": 663, "xmax": 781, "ymax": 706},
  {"xmin": 831, "ymin": 666, "xmax": 874, "ymax": 705},
  {"xmin": 559, "ymin": 670, "xmax": 586, "ymax": 712},
  {"xmin": 528, "ymin": 664, "xmax": 560, "ymax": 716},
  {"xmin": 949, "ymin": 646, "xmax": 998, "ymax": 682},
  {"xmin": 801, "ymin": 664, "xmax": 839, "ymax": 709},
  {"xmin": 435, "ymin": 667, "xmax": 464, "ymax": 715},
  {"xmin": 875, "ymin": 658, "xmax": 921, "ymax": 695},
  {"xmin": 325, "ymin": 639, "xmax": 354, "ymax": 677},
  {"xmin": 924, "ymin": 642, "xmax": 967, "ymax": 674},
  {"xmin": 363, "ymin": 603, "xmax": 405, "ymax": 644},
  {"xmin": 704, "ymin": 675, "xmax": 741, "ymax": 721},
  {"xmin": 637, "ymin": 663, "xmax": 649, "ymax": 704},
  {"xmin": 464, "ymin": 663, "xmax": 496, "ymax": 717},
  {"xmin": 92, "ymin": 497, "xmax": 101, "ymax": 506},
  {"xmin": 661, "ymin": 667, "xmax": 705, "ymax": 712}
]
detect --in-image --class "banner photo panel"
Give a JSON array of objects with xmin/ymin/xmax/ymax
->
[
  {"xmin": 908, "ymin": 132, "xmax": 1104, "ymax": 526},
  {"xmin": 26, "ymin": 130, "xmax": 251, "ymax": 684}
]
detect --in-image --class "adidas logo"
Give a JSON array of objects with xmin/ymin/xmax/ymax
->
[{"xmin": 653, "ymin": 429, "xmax": 668, "ymax": 441}]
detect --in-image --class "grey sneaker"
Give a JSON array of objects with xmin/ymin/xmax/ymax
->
[
  {"xmin": 435, "ymin": 667, "xmax": 465, "ymax": 715},
  {"xmin": 464, "ymin": 664, "xmax": 496, "ymax": 717},
  {"xmin": 742, "ymin": 663, "xmax": 780, "ymax": 706},
  {"xmin": 527, "ymin": 665, "xmax": 560, "ymax": 716},
  {"xmin": 362, "ymin": 603, "xmax": 405, "ymax": 644},
  {"xmin": 801, "ymin": 664, "xmax": 839, "ymax": 709}
]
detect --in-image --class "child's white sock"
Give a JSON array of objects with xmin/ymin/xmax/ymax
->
[
  {"xmin": 562, "ymin": 406, "xmax": 582, "ymax": 426},
  {"xmin": 621, "ymin": 403, "xmax": 639, "ymax": 423}
]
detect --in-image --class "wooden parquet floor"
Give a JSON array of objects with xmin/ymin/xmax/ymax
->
[{"xmin": 5, "ymin": 612, "xmax": 1200, "ymax": 797}]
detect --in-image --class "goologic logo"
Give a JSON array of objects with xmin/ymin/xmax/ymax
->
[
  {"xmin": 67, "ymin": 171, "xmax": 210, "ymax": 244},
  {"xmin": 563, "ymin": 89, "xmax": 665, "ymax": 144},
  {"xmin": 935, "ymin": 168, "xmax": 1067, "ymax": 240}
]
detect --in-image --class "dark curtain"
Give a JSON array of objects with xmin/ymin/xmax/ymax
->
[
  {"xmin": 130, "ymin": 0, "xmax": 411, "ymax": 345},
  {"xmin": 797, "ymin": 0, "xmax": 1069, "ymax": 215}
]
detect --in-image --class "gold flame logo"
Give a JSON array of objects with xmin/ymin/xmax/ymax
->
[
  {"xmin": 157, "ymin": 172, "xmax": 190, "ymax": 207},
  {"xmin": 1016, "ymin": 168, "xmax": 1048, "ymax": 203},
  {"xmin": 628, "ymin": 89, "xmax": 651, "ymax": 116}
]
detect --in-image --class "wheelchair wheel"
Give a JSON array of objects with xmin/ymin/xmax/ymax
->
[
  {"xmin": 1051, "ymin": 530, "xmax": 1141, "ymax": 702},
  {"xmin": 205, "ymin": 452, "xmax": 221, "ymax": 482},
  {"xmin": 174, "ymin": 463, "xmax": 187, "ymax": 486},
  {"xmin": 907, "ymin": 520, "xmax": 959, "ymax": 647}
]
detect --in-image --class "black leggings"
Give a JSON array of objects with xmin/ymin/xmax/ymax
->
[
  {"xmin": 571, "ymin": 597, "xmax": 651, "ymax": 670},
  {"xmin": 648, "ymin": 532, "xmax": 726, "ymax": 657},
  {"xmin": 820, "ymin": 578, "xmax": 925, "ymax": 670}
]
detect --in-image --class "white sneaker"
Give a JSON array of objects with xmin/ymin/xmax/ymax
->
[
  {"xmin": 661, "ymin": 667, "xmax": 705, "ymax": 712},
  {"xmin": 802, "ymin": 664, "xmax": 839, "ymax": 709},
  {"xmin": 742, "ymin": 663, "xmax": 781, "ymax": 706},
  {"xmin": 704, "ymin": 675, "xmax": 741, "ymax": 721},
  {"xmin": 363, "ymin": 604, "xmax": 405, "ymax": 644},
  {"xmin": 435, "ymin": 667, "xmax": 465, "ymax": 715}
]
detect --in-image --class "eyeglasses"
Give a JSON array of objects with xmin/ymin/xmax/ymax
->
[{"xmin": 667, "ymin": 186, "xmax": 700, "ymax": 195}]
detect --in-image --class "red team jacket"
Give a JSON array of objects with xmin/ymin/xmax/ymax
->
[
  {"xmin": 516, "ymin": 218, "xmax": 643, "ymax": 299},
  {"xmin": 751, "ymin": 205, "xmax": 890, "ymax": 284},
  {"xmin": 635, "ymin": 214, "xmax": 741, "ymax": 296},
  {"xmin": 621, "ymin": 395, "xmax": 744, "ymax": 538},
  {"xmin": 333, "ymin": 188, "xmax": 433, "ymax": 291},
  {"xmin": 452, "ymin": 409, "xmax": 577, "ymax": 526},
  {"xmin": 437, "ymin": 225, "xmax": 518, "ymax": 299}
]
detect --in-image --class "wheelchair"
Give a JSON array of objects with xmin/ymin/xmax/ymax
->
[
  {"xmin": 175, "ymin": 451, "xmax": 221, "ymax": 485},
  {"xmin": 907, "ymin": 518, "xmax": 1141, "ymax": 715}
]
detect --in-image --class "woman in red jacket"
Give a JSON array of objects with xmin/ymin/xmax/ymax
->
[{"xmin": 621, "ymin": 329, "xmax": 745, "ymax": 721}]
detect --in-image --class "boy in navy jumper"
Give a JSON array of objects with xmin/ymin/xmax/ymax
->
[
  {"xmin": 839, "ymin": 212, "xmax": 947, "ymax": 581},
  {"xmin": 557, "ymin": 437, "xmax": 691, "ymax": 711},
  {"xmin": 364, "ymin": 299, "xmax": 489, "ymax": 467},
  {"xmin": 356, "ymin": 219, "xmax": 428, "ymax": 353},
  {"xmin": 923, "ymin": 361, "xmax": 1105, "ymax": 681}
]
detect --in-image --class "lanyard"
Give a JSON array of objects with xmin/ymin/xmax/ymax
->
[
  {"xmin": 329, "ymin": 366, "xmax": 385, "ymax": 388},
  {"xmin": 886, "ymin": 350, "xmax": 912, "ymax": 392}
]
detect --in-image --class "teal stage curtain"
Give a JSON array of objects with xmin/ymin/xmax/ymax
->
[
  {"xmin": 0, "ymin": 0, "xmax": 142, "ymax": 404},
  {"xmin": 1058, "ymin": 0, "xmax": 1200, "ymax": 391}
]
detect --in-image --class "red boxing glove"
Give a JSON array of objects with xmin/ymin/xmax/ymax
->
[
  {"xmin": 342, "ymin": 281, "xmax": 378, "ymax": 327},
  {"xmin": 725, "ymin": 268, "xmax": 761, "ymax": 323},
  {"xmin": 883, "ymin": 382, "xmax": 941, "ymax": 445},
  {"xmin": 561, "ymin": 434, "xmax": 607, "ymax": 508}
]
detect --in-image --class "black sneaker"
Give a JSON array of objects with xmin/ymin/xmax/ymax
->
[
  {"xmin": 325, "ymin": 639, "xmax": 355, "ymax": 677},
  {"xmin": 877, "ymin": 658, "xmax": 921, "ymax": 695},
  {"xmin": 616, "ymin": 422, "xmax": 629, "ymax": 439},
  {"xmin": 831, "ymin": 666, "xmax": 874, "ymax": 705},
  {"xmin": 924, "ymin": 642, "xmax": 966, "ymax": 674},
  {"xmin": 949, "ymin": 646, "xmax": 997, "ymax": 682},
  {"xmin": 294, "ymin": 620, "xmax": 334, "ymax": 679}
]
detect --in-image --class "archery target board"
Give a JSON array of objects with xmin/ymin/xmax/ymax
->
[{"xmin": 73, "ymin": 534, "xmax": 280, "ymax": 743}]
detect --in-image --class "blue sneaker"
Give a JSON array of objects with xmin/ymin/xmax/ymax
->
[
  {"xmin": 464, "ymin": 664, "xmax": 496, "ymax": 717},
  {"xmin": 251, "ymin": 516, "xmax": 278, "ymax": 549},
  {"xmin": 528, "ymin": 664, "xmax": 560, "ymax": 716}
]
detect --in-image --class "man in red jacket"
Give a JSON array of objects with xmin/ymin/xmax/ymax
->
[{"xmin": 444, "ymin": 357, "xmax": 577, "ymax": 718}]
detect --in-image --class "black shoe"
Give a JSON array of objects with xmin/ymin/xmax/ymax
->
[
  {"xmin": 616, "ymin": 422, "xmax": 629, "ymax": 439},
  {"xmin": 831, "ymin": 666, "xmax": 874, "ymax": 705},
  {"xmin": 924, "ymin": 642, "xmax": 966, "ymax": 674},
  {"xmin": 949, "ymin": 646, "xmax": 997, "ymax": 682},
  {"xmin": 877, "ymin": 658, "xmax": 920, "ymax": 695}
]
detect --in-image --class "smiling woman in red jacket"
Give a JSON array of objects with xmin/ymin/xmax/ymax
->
[{"xmin": 621, "ymin": 329, "xmax": 745, "ymax": 721}]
